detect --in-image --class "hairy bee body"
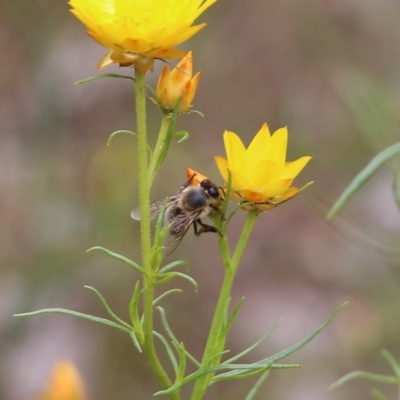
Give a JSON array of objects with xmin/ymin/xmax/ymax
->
[{"xmin": 131, "ymin": 172, "xmax": 223, "ymax": 255}]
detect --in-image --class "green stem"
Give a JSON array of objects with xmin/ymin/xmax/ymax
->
[
  {"xmin": 148, "ymin": 114, "xmax": 172, "ymax": 186},
  {"xmin": 191, "ymin": 210, "xmax": 258, "ymax": 400},
  {"xmin": 134, "ymin": 69, "xmax": 178, "ymax": 399}
]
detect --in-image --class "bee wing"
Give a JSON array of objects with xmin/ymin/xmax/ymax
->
[
  {"xmin": 163, "ymin": 210, "xmax": 202, "ymax": 256},
  {"xmin": 131, "ymin": 196, "xmax": 179, "ymax": 221}
]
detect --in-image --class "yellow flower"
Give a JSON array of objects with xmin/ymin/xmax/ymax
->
[
  {"xmin": 69, "ymin": 0, "xmax": 217, "ymax": 73},
  {"xmin": 215, "ymin": 123, "xmax": 312, "ymax": 211},
  {"xmin": 156, "ymin": 52, "xmax": 201, "ymax": 113},
  {"xmin": 37, "ymin": 360, "xmax": 87, "ymax": 400}
]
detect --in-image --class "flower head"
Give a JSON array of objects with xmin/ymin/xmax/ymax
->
[
  {"xmin": 156, "ymin": 52, "xmax": 200, "ymax": 113},
  {"xmin": 37, "ymin": 360, "xmax": 87, "ymax": 400},
  {"xmin": 215, "ymin": 123, "xmax": 312, "ymax": 211},
  {"xmin": 69, "ymin": 0, "xmax": 217, "ymax": 73}
]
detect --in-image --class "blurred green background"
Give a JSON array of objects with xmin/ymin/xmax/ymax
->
[{"xmin": 2, "ymin": 1, "xmax": 400, "ymax": 399}]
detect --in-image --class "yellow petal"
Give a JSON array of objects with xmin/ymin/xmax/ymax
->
[
  {"xmin": 230, "ymin": 169, "xmax": 252, "ymax": 191},
  {"xmin": 244, "ymin": 123, "xmax": 271, "ymax": 171},
  {"xmin": 268, "ymin": 127, "xmax": 288, "ymax": 168},
  {"xmin": 274, "ymin": 187, "xmax": 299, "ymax": 202},
  {"xmin": 215, "ymin": 156, "xmax": 229, "ymax": 182},
  {"xmin": 246, "ymin": 159, "xmax": 279, "ymax": 189},
  {"xmin": 263, "ymin": 178, "xmax": 293, "ymax": 198},
  {"xmin": 283, "ymin": 156, "xmax": 311, "ymax": 179},
  {"xmin": 223, "ymin": 131, "xmax": 246, "ymax": 171}
]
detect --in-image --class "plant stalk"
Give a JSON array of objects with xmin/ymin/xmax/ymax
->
[{"xmin": 191, "ymin": 210, "xmax": 258, "ymax": 399}]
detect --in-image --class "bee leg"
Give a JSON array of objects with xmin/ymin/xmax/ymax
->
[
  {"xmin": 193, "ymin": 219, "xmax": 222, "ymax": 236},
  {"xmin": 211, "ymin": 204, "xmax": 225, "ymax": 220}
]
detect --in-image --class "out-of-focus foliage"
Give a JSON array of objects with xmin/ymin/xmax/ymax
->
[{"xmin": 2, "ymin": 1, "xmax": 400, "ymax": 399}]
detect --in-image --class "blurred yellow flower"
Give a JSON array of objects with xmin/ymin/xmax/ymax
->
[
  {"xmin": 37, "ymin": 360, "xmax": 87, "ymax": 400},
  {"xmin": 215, "ymin": 123, "xmax": 311, "ymax": 211},
  {"xmin": 156, "ymin": 52, "xmax": 200, "ymax": 113},
  {"xmin": 69, "ymin": 0, "xmax": 217, "ymax": 73}
]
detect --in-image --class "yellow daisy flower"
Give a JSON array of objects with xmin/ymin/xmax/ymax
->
[
  {"xmin": 215, "ymin": 123, "xmax": 312, "ymax": 211},
  {"xmin": 69, "ymin": 0, "xmax": 217, "ymax": 73}
]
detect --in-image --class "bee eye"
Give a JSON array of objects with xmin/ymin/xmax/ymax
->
[{"xmin": 208, "ymin": 186, "xmax": 219, "ymax": 198}]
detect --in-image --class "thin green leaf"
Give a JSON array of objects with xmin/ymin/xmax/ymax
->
[
  {"xmin": 261, "ymin": 302, "xmax": 348, "ymax": 365},
  {"xmin": 157, "ymin": 307, "xmax": 200, "ymax": 367},
  {"xmin": 222, "ymin": 297, "xmax": 245, "ymax": 337},
  {"xmin": 153, "ymin": 331, "xmax": 178, "ymax": 373},
  {"xmin": 87, "ymin": 246, "xmax": 145, "ymax": 274},
  {"xmin": 154, "ymin": 351, "xmax": 231, "ymax": 396},
  {"xmin": 223, "ymin": 320, "xmax": 282, "ymax": 365},
  {"xmin": 153, "ymin": 289, "xmax": 182, "ymax": 306},
  {"xmin": 74, "ymin": 73, "xmax": 134, "ymax": 85},
  {"xmin": 174, "ymin": 130, "xmax": 190, "ymax": 143},
  {"xmin": 107, "ymin": 130, "xmax": 136, "ymax": 146},
  {"xmin": 391, "ymin": 164, "xmax": 400, "ymax": 213},
  {"xmin": 151, "ymin": 104, "xmax": 180, "ymax": 181},
  {"xmin": 188, "ymin": 110, "xmax": 204, "ymax": 117},
  {"xmin": 84, "ymin": 286, "xmax": 132, "ymax": 330},
  {"xmin": 172, "ymin": 341, "xmax": 187, "ymax": 383},
  {"xmin": 129, "ymin": 330, "xmax": 142, "ymax": 353},
  {"xmin": 159, "ymin": 260, "xmax": 189, "ymax": 273},
  {"xmin": 212, "ymin": 362, "xmax": 273, "ymax": 383},
  {"xmin": 211, "ymin": 362, "xmax": 300, "ymax": 383},
  {"xmin": 372, "ymin": 389, "xmax": 389, "ymax": 400},
  {"xmin": 327, "ymin": 142, "xmax": 400, "ymax": 219},
  {"xmin": 329, "ymin": 371, "xmax": 398, "ymax": 390},
  {"xmin": 381, "ymin": 349, "xmax": 400, "ymax": 377},
  {"xmin": 14, "ymin": 308, "xmax": 131, "ymax": 334},
  {"xmin": 244, "ymin": 371, "xmax": 269, "ymax": 400},
  {"xmin": 156, "ymin": 272, "xmax": 198, "ymax": 291},
  {"xmin": 129, "ymin": 281, "xmax": 144, "ymax": 343}
]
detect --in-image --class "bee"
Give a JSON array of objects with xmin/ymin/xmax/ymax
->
[{"xmin": 131, "ymin": 168, "xmax": 224, "ymax": 255}]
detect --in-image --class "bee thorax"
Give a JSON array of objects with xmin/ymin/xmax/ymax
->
[{"xmin": 181, "ymin": 189, "xmax": 207, "ymax": 211}]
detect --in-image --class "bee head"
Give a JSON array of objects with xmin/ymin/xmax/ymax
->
[{"xmin": 200, "ymin": 180, "xmax": 220, "ymax": 199}]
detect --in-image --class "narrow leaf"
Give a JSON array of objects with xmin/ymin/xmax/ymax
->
[
  {"xmin": 174, "ymin": 130, "xmax": 190, "ymax": 143},
  {"xmin": 381, "ymin": 349, "xmax": 400, "ymax": 377},
  {"xmin": 261, "ymin": 302, "xmax": 348, "ymax": 365},
  {"xmin": 153, "ymin": 331, "xmax": 178, "ymax": 373},
  {"xmin": 212, "ymin": 363, "xmax": 273, "ymax": 383},
  {"xmin": 157, "ymin": 307, "xmax": 200, "ymax": 367},
  {"xmin": 129, "ymin": 281, "xmax": 144, "ymax": 343},
  {"xmin": 371, "ymin": 389, "xmax": 389, "ymax": 400},
  {"xmin": 223, "ymin": 320, "xmax": 282, "ymax": 364},
  {"xmin": 329, "ymin": 371, "xmax": 398, "ymax": 390},
  {"xmin": 129, "ymin": 330, "xmax": 142, "ymax": 353},
  {"xmin": 84, "ymin": 286, "xmax": 132, "ymax": 330},
  {"xmin": 87, "ymin": 246, "xmax": 145, "ymax": 274},
  {"xmin": 159, "ymin": 260, "xmax": 189, "ymax": 273},
  {"xmin": 107, "ymin": 130, "xmax": 136, "ymax": 146},
  {"xmin": 74, "ymin": 73, "xmax": 134, "ymax": 85},
  {"xmin": 153, "ymin": 289, "xmax": 182, "ymax": 306},
  {"xmin": 172, "ymin": 341, "xmax": 187, "ymax": 382},
  {"xmin": 157, "ymin": 272, "xmax": 198, "ymax": 291},
  {"xmin": 327, "ymin": 142, "xmax": 400, "ymax": 218},
  {"xmin": 244, "ymin": 371, "xmax": 269, "ymax": 400},
  {"xmin": 391, "ymin": 164, "xmax": 400, "ymax": 213},
  {"xmin": 222, "ymin": 297, "xmax": 245, "ymax": 337},
  {"xmin": 14, "ymin": 308, "xmax": 131, "ymax": 334}
]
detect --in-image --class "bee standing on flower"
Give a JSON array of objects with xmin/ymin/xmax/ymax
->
[{"xmin": 131, "ymin": 168, "xmax": 224, "ymax": 255}]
